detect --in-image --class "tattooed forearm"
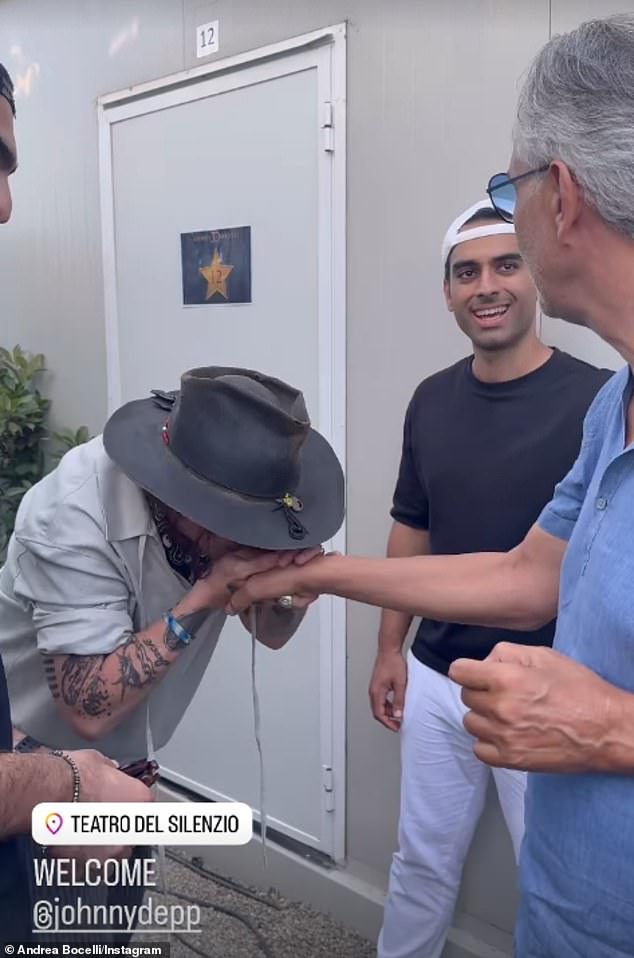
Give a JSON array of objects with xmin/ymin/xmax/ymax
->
[
  {"xmin": 39, "ymin": 613, "xmax": 193, "ymax": 735},
  {"xmin": 81, "ymin": 672, "xmax": 111, "ymax": 717},
  {"xmin": 59, "ymin": 653, "xmax": 109, "ymax": 716},
  {"xmin": 113, "ymin": 635, "xmax": 170, "ymax": 699},
  {"xmin": 59, "ymin": 654, "xmax": 105, "ymax": 707},
  {"xmin": 47, "ymin": 632, "xmax": 170, "ymax": 722}
]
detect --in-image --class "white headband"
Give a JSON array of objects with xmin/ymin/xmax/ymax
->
[{"xmin": 441, "ymin": 199, "xmax": 515, "ymax": 268}]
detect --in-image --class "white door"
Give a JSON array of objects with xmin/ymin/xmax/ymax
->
[{"xmin": 98, "ymin": 27, "xmax": 346, "ymax": 861}]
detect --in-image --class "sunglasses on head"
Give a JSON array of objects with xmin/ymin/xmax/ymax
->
[{"xmin": 486, "ymin": 165, "xmax": 550, "ymax": 222}]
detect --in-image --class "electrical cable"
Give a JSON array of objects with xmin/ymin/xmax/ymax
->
[
  {"xmin": 250, "ymin": 605, "xmax": 268, "ymax": 867},
  {"xmin": 152, "ymin": 875, "xmax": 276, "ymax": 958},
  {"xmin": 165, "ymin": 849, "xmax": 283, "ymax": 910},
  {"xmin": 147, "ymin": 605, "xmax": 273, "ymax": 957}
]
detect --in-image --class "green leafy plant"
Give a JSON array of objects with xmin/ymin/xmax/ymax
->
[
  {"xmin": 51, "ymin": 426, "xmax": 92, "ymax": 464},
  {"xmin": 0, "ymin": 346, "xmax": 90, "ymax": 560}
]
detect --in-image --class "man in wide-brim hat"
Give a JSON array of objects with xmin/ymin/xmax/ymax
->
[{"xmin": 1, "ymin": 365, "xmax": 344, "ymax": 765}]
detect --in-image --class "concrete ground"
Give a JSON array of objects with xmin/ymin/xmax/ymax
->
[{"xmin": 133, "ymin": 852, "xmax": 377, "ymax": 958}]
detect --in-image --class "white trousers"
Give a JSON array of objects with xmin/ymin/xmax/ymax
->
[{"xmin": 378, "ymin": 652, "xmax": 526, "ymax": 958}]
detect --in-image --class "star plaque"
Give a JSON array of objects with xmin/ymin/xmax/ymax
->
[{"xmin": 181, "ymin": 226, "xmax": 251, "ymax": 305}]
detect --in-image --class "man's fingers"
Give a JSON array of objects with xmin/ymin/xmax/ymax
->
[
  {"xmin": 232, "ymin": 549, "xmax": 294, "ymax": 575},
  {"xmin": 285, "ymin": 593, "xmax": 317, "ymax": 610},
  {"xmin": 370, "ymin": 692, "xmax": 399, "ymax": 731},
  {"xmin": 450, "ymin": 657, "xmax": 530, "ymax": 692},
  {"xmin": 293, "ymin": 546, "xmax": 325, "ymax": 566},
  {"xmin": 449, "ymin": 657, "xmax": 496, "ymax": 691},
  {"xmin": 225, "ymin": 589, "xmax": 246, "ymax": 614},
  {"xmin": 369, "ymin": 678, "xmax": 403, "ymax": 732},
  {"xmin": 472, "ymin": 740, "xmax": 505, "ymax": 768},
  {"xmin": 241, "ymin": 552, "xmax": 289, "ymax": 577},
  {"xmin": 227, "ymin": 563, "xmax": 313, "ymax": 613},
  {"xmin": 276, "ymin": 551, "xmax": 297, "ymax": 568},
  {"xmin": 381, "ymin": 716, "xmax": 401, "ymax": 732},
  {"xmin": 461, "ymin": 706, "xmax": 495, "ymax": 740},
  {"xmin": 486, "ymin": 641, "xmax": 541, "ymax": 667},
  {"xmin": 392, "ymin": 680, "xmax": 406, "ymax": 721},
  {"xmin": 460, "ymin": 687, "xmax": 498, "ymax": 716},
  {"xmin": 368, "ymin": 682, "xmax": 384, "ymax": 716},
  {"xmin": 369, "ymin": 681, "xmax": 386, "ymax": 716},
  {"xmin": 460, "ymin": 710, "xmax": 506, "ymax": 767},
  {"xmin": 226, "ymin": 573, "xmax": 282, "ymax": 613},
  {"xmin": 232, "ymin": 547, "xmax": 270, "ymax": 561}
]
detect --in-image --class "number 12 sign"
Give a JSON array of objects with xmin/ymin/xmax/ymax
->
[{"xmin": 196, "ymin": 20, "xmax": 219, "ymax": 58}]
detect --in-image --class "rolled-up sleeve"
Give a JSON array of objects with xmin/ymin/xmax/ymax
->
[
  {"xmin": 12, "ymin": 536, "xmax": 133, "ymax": 656},
  {"xmin": 538, "ymin": 454, "xmax": 590, "ymax": 542}
]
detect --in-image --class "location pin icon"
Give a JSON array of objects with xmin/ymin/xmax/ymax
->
[{"xmin": 45, "ymin": 813, "xmax": 64, "ymax": 836}]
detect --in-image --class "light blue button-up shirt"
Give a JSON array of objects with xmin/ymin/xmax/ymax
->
[{"xmin": 518, "ymin": 365, "xmax": 634, "ymax": 957}]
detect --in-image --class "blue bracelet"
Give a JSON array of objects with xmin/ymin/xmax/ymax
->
[{"xmin": 162, "ymin": 612, "xmax": 193, "ymax": 646}]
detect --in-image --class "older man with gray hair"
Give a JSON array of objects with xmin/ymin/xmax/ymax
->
[{"xmin": 227, "ymin": 15, "xmax": 634, "ymax": 956}]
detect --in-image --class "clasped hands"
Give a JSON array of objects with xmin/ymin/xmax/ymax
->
[{"xmin": 187, "ymin": 544, "xmax": 328, "ymax": 615}]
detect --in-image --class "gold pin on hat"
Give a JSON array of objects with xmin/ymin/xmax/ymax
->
[{"xmin": 278, "ymin": 493, "xmax": 303, "ymax": 512}]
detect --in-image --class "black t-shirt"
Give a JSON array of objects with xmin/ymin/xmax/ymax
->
[
  {"xmin": 391, "ymin": 349, "xmax": 612, "ymax": 675},
  {"xmin": 0, "ymin": 655, "xmax": 32, "ymax": 942}
]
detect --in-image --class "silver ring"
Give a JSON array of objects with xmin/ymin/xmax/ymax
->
[{"xmin": 277, "ymin": 595, "xmax": 294, "ymax": 610}]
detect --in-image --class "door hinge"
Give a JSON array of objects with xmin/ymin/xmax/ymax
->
[
  {"xmin": 322, "ymin": 765, "xmax": 335, "ymax": 812},
  {"xmin": 321, "ymin": 101, "xmax": 334, "ymax": 153}
]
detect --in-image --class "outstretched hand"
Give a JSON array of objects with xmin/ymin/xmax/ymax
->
[
  {"xmin": 186, "ymin": 545, "xmax": 323, "ymax": 612},
  {"xmin": 225, "ymin": 551, "xmax": 334, "ymax": 614}
]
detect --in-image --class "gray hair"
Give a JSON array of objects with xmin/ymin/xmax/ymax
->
[{"xmin": 513, "ymin": 14, "xmax": 634, "ymax": 238}]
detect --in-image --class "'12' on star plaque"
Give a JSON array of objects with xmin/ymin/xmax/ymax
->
[{"xmin": 181, "ymin": 226, "xmax": 252, "ymax": 305}]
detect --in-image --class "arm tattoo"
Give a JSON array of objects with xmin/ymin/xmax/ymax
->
[
  {"xmin": 81, "ymin": 667, "xmax": 111, "ymax": 717},
  {"xmin": 14, "ymin": 734, "xmax": 45, "ymax": 753},
  {"xmin": 42, "ymin": 655, "xmax": 60, "ymax": 700},
  {"xmin": 113, "ymin": 634, "xmax": 169, "ymax": 700},
  {"xmin": 162, "ymin": 610, "xmax": 209, "ymax": 650},
  {"xmin": 60, "ymin": 654, "xmax": 109, "ymax": 717},
  {"xmin": 164, "ymin": 622, "xmax": 180, "ymax": 652},
  {"xmin": 48, "ymin": 633, "xmax": 170, "ymax": 720}
]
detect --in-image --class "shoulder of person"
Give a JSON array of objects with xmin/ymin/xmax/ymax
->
[
  {"xmin": 13, "ymin": 436, "xmax": 109, "ymax": 549},
  {"xmin": 408, "ymin": 356, "xmax": 470, "ymax": 408},
  {"xmin": 552, "ymin": 348, "xmax": 615, "ymax": 388},
  {"xmin": 569, "ymin": 362, "xmax": 629, "ymax": 440}
]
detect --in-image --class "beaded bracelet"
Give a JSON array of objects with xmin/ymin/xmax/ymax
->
[{"xmin": 51, "ymin": 749, "xmax": 81, "ymax": 802}]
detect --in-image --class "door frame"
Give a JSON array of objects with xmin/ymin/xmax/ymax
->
[{"xmin": 97, "ymin": 24, "xmax": 347, "ymax": 862}]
